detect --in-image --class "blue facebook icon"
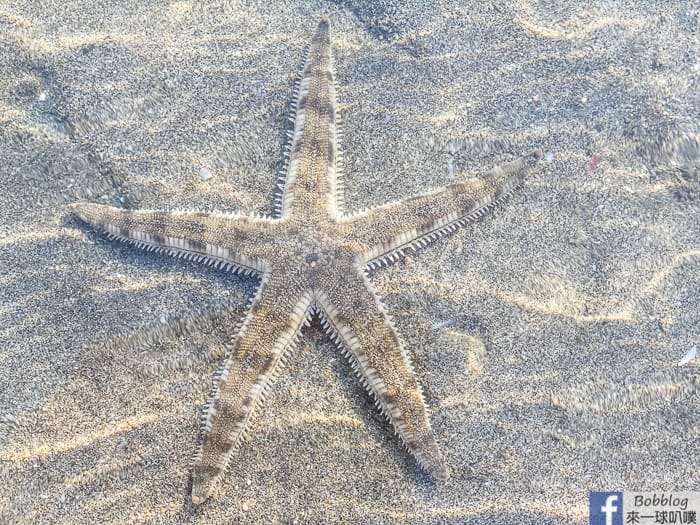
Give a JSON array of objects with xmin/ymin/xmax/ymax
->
[{"xmin": 590, "ymin": 492, "xmax": 623, "ymax": 525}]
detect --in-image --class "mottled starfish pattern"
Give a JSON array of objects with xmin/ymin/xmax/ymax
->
[{"xmin": 71, "ymin": 16, "xmax": 539, "ymax": 504}]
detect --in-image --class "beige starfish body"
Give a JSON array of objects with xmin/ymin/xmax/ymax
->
[{"xmin": 71, "ymin": 16, "xmax": 539, "ymax": 504}]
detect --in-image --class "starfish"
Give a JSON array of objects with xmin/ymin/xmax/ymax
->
[{"xmin": 70, "ymin": 16, "xmax": 539, "ymax": 504}]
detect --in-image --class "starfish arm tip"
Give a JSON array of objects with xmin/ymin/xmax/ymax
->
[
  {"xmin": 418, "ymin": 450, "xmax": 450, "ymax": 482},
  {"xmin": 432, "ymin": 465, "xmax": 450, "ymax": 482},
  {"xmin": 68, "ymin": 201, "xmax": 87, "ymax": 214},
  {"xmin": 191, "ymin": 479, "xmax": 214, "ymax": 506},
  {"xmin": 529, "ymin": 149, "xmax": 543, "ymax": 165},
  {"xmin": 68, "ymin": 201, "xmax": 96, "ymax": 223}
]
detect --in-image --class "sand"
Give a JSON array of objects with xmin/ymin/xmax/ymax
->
[{"xmin": 1, "ymin": 1, "xmax": 698, "ymax": 523}]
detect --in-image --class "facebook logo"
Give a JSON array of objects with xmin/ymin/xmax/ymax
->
[{"xmin": 589, "ymin": 492, "xmax": 623, "ymax": 525}]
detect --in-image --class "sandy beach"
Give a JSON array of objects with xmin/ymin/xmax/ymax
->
[{"xmin": 1, "ymin": 1, "xmax": 698, "ymax": 523}]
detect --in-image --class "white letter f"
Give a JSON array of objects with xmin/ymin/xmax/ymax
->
[{"xmin": 601, "ymin": 494, "xmax": 618, "ymax": 525}]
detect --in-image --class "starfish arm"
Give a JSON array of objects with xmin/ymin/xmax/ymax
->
[
  {"xmin": 191, "ymin": 273, "xmax": 314, "ymax": 504},
  {"xmin": 315, "ymin": 264, "xmax": 449, "ymax": 481},
  {"xmin": 344, "ymin": 151, "xmax": 541, "ymax": 265},
  {"xmin": 70, "ymin": 203, "xmax": 279, "ymax": 273},
  {"xmin": 279, "ymin": 15, "xmax": 342, "ymax": 220}
]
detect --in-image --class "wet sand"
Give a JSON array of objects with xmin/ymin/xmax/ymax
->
[{"xmin": 1, "ymin": 1, "xmax": 698, "ymax": 523}]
